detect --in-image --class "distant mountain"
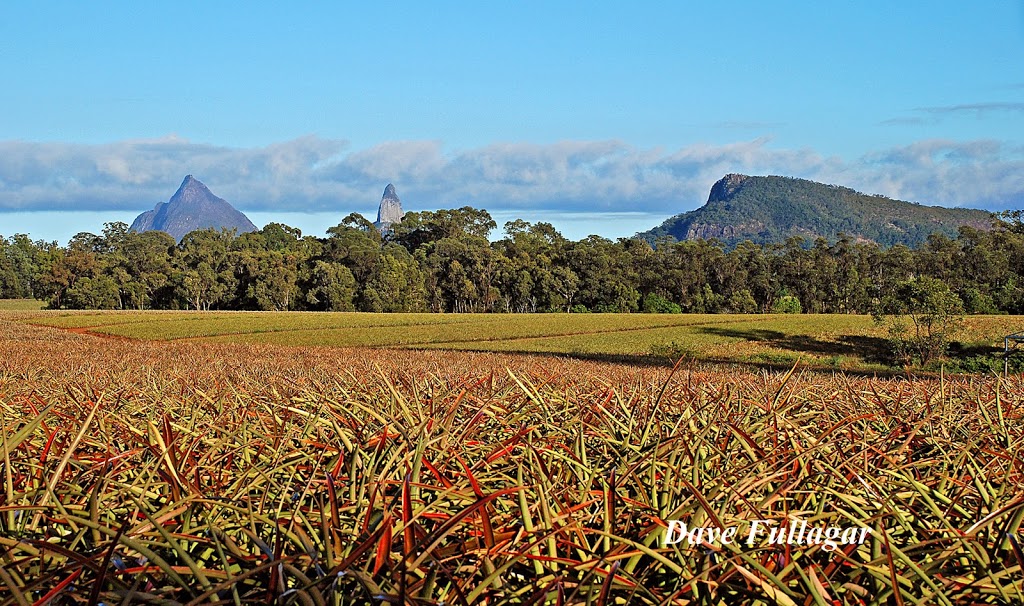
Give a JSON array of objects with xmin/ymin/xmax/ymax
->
[
  {"xmin": 130, "ymin": 175, "xmax": 257, "ymax": 242},
  {"xmin": 637, "ymin": 174, "xmax": 994, "ymax": 248},
  {"xmin": 374, "ymin": 183, "xmax": 405, "ymax": 231}
]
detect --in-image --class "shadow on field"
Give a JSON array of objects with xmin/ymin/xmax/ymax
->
[
  {"xmin": 948, "ymin": 341, "xmax": 1003, "ymax": 357},
  {"xmin": 422, "ymin": 347, "xmax": 913, "ymax": 378},
  {"xmin": 695, "ymin": 326, "xmax": 892, "ymax": 364}
]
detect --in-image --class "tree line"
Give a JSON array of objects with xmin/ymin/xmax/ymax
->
[{"xmin": 1, "ymin": 208, "xmax": 1022, "ymax": 315}]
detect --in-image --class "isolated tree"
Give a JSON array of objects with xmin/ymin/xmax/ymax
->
[{"xmin": 873, "ymin": 276, "xmax": 965, "ymax": 366}]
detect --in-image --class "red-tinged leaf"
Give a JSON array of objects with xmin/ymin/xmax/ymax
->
[
  {"xmin": 362, "ymin": 484, "xmax": 379, "ymax": 535},
  {"xmin": 727, "ymin": 423, "xmax": 766, "ymax": 457},
  {"xmin": 606, "ymin": 469, "xmax": 616, "ymax": 515},
  {"xmin": 458, "ymin": 456, "xmax": 484, "ymax": 498},
  {"xmin": 374, "ymin": 517, "xmax": 393, "ymax": 576},
  {"xmin": 520, "ymin": 553, "xmax": 589, "ymax": 566},
  {"xmin": 162, "ymin": 414, "xmax": 177, "ymax": 465},
  {"xmin": 1008, "ymin": 533, "xmax": 1024, "ymax": 573},
  {"xmin": 483, "ymin": 425, "xmax": 534, "ymax": 465},
  {"xmin": 807, "ymin": 565, "xmax": 837, "ymax": 606},
  {"xmin": 330, "ymin": 448, "xmax": 345, "ymax": 478},
  {"xmin": 406, "ymin": 487, "xmax": 524, "ymax": 572},
  {"xmin": 421, "ymin": 456, "xmax": 453, "ymax": 489},
  {"xmin": 679, "ymin": 478, "xmax": 725, "ymax": 529},
  {"xmin": 480, "ymin": 503, "xmax": 496, "ymax": 550},
  {"xmin": 598, "ymin": 561, "xmax": 620, "ymax": 606},
  {"xmin": 116, "ymin": 566, "xmax": 157, "ymax": 575},
  {"xmin": 880, "ymin": 527, "xmax": 905, "ymax": 606},
  {"xmin": 33, "ymin": 568, "xmax": 82, "ymax": 606},
  {"xmin": 402, "ymin": 473, "xmax": 414, "ymax": 556},
  {"xmin": 326, "ymin": 472, "xmax": 341, "ymax": 529},
  {"xmin": 88, "ymin": 518, "xmax": 130, "ymax": 606},
  {"xmin": 39, "ymin": 428, "xmax": 59, "ymax": 462}
]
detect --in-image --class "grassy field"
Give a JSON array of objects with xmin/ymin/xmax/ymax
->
[
  {"xmin": 19, "ymin": 309, "xmax": 1023, "ymax": 373},
  {"xmin": 0, "ymin": 299, "xmax": 45, "ymax": 311},
  {"xmin": 0, "ymin": 315, "xmax": 1021, "ymax": 604}
]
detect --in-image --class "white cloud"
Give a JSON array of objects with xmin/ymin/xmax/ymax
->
[
  {"xmin": 852, "ymin": 140, "xmax": 1024, "ymax": 209},
  {"xmin": 0, "ymin": 136, "xmax": 1020, "ymax": 218}
]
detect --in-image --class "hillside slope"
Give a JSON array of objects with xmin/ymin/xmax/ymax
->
[{"xmin": 638, "ymin": 174, "xmax": 993, "ymax": 247}]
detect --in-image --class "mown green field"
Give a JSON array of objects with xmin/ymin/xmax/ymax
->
[
  {"xmin": 18, "ymin": 310, "xmax": 1021, "ymax": 372},
  {"xmin": 0, "ymin": 299, "xmax": 45, "ymax": 310}
]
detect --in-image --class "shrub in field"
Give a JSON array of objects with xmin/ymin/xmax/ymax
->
[
  {"xmin": 642, "ymin": 293, "xmax": 682, "ymax": 314},
  {"xmin": 873, "ymin": 276, "xmax": 965, "ymax": 366},
  {"xmin": 771, "ymin": 295, "xmax": 803, "ymax": 314}
]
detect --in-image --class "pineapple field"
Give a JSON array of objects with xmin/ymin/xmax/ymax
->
[{"xmin": 0, "ymin": 312, "xmax": 1022, "ymax": 604}]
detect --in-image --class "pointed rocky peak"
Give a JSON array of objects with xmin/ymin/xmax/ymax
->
[
  {"xmin": 375, "ymin": 183, "xmax": 405, "ymax": 229},
  {"xmin": 171, "ymin": 174, "xmax": 217, "ymax": 204},
  {"xmin": 129, "ymin": 175, "xmax": 257, "ymax": 242}
]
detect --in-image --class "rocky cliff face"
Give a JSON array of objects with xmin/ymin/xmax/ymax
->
[
  {"xmin": 684, "ymin": 221, "xmax": 766, "ymax": 241},
  {"xmin": 374, "ymin": 183, "xmax": 405, "ymax": 231},
  {"xmin": 129, "ymin": 175, "xmax": 257, "ymax": 242},
  {"xmin": 706, "ymin": 173, "xmax": 749, "ymax": 202}
]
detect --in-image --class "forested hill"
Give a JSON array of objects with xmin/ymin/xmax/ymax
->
[{"xmin": 638, "ymin": 174, "xmax": 994, "ymax": 248}]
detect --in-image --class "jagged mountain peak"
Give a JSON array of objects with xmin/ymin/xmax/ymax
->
[
  {"xmin": 129, "ymin": 176, "xmax": 257, "ymax": 242},
  {"xmin": 375, "ymin": 183, "xmax": 405, "ymax": 230}
]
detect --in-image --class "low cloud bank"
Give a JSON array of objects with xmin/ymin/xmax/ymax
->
[{"xmin": 1, "ymin": 136, "xmax": 1020, "ymax": 215}]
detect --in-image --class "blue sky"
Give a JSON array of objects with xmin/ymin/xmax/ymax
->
[{"xmin": 1, "ymin": 1, "xmax": 1022, "ymax": 242}]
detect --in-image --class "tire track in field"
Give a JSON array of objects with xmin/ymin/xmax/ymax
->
[
  {"xmin": 392, "ymin": 315, "xmax": 780, "ymax": 348},
  {"xmin": 194, "ymin": 315, "xmax": 780, "ymax": 348},
  {"xmin": 163, "ymin": 315, "xmax": 512, "ymax": 342},
  {"xmin": 31, "ymin": 313, "xmax": 783, "ymax": 350},
  {"xmin": 32, "ymin": 314, "xmax": 511, "ymax": 342},
  {"xmin": 51, "ymin": 325, "xmax": 140, "ymax": 342}
]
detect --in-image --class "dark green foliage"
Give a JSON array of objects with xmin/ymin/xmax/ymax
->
[
  {"xmin": 942, "ymin": 353, "xmax": 1024, "ymax": 375},
  {"xmin": 64, "ymin": 275, "xmax": 119, "ymax": 309},
  {"xmin": 772, "ymin": 295, "xmax": 803, "ymax": 314},
  {"xmin": 639, "ymin": 174, "xmax": 994, "ymax": 249},
  {"xmin": 873, "ymin": 277, "xmax": 965, "ymax": 365},
  {"xmin": 642, "ymin": 293, "xmax": 682, "ymax": 313},
  {"xmin": 306, "ymin": 261, "xmax": 357, "ymax": 311}
]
